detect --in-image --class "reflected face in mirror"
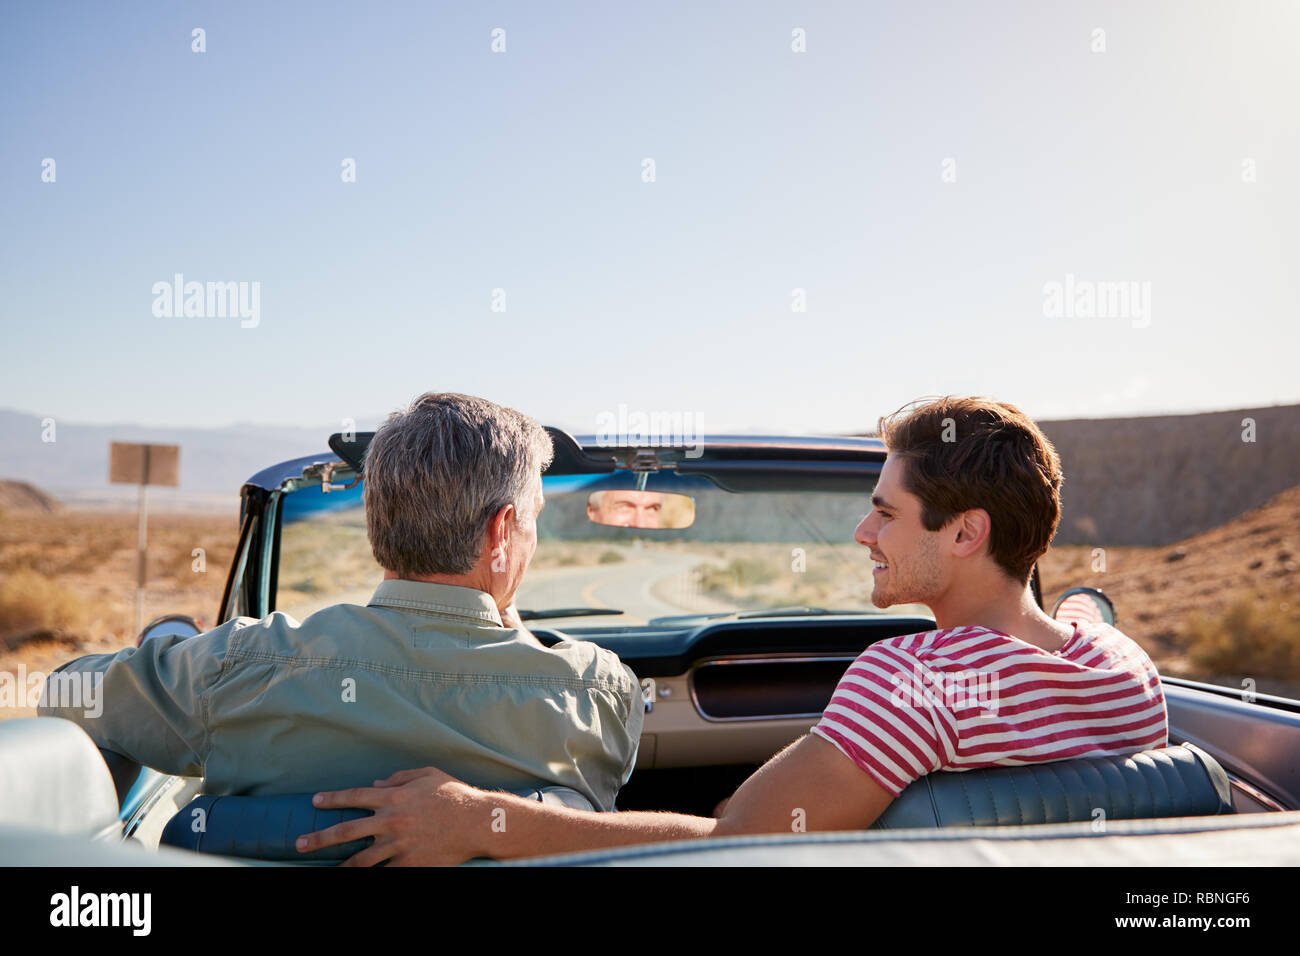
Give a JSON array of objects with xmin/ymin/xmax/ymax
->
[{"xmin": 587, "ymin": 490, "xmax": 666, "ymax": 528}]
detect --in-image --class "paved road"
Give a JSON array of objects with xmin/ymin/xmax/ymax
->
[
  {"xmin": 516, "ymin": 545, "xmax": 735, "ymax": 626},
  {"xmin": 278, "ymin": 546, "xmax": 737, "ymax": 627}
]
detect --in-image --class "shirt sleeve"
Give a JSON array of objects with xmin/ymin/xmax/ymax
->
[
  {"xmin": 811, "ymin": 641, "xmax": 958, "ymax": 796},
  {"xmin": 36, "ymin": 618, "xmax": 244, "ymax": 777},
  {"xmin": 613, "ymin": 661, "xmax": 645, "ymax": 788}
]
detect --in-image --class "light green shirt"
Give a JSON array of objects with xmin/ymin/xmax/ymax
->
[{"xmin": 38, "ymin": 580, "xmax": 643, "ymax": 811}]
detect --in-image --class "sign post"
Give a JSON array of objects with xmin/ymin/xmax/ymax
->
[{"xmin": 109, "ymin": 442, "xmax": 180, "ymax": 638}]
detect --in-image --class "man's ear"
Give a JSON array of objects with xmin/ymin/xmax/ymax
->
[
  {"xmin": 487, "ymin": 502, "xmax": 515, "ymax": 570},
  {"xmin": 950, "ymin": 508, "xmax": 991, "ymax": 559}
]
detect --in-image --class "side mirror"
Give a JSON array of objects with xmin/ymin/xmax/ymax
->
[
  {"xmin": 1051, "ymin": 587, "xmax": 1116, "ymax": 627},
  {"xmin": 137, "ymin": 613, "xmax": 203, "ymax": 647}
]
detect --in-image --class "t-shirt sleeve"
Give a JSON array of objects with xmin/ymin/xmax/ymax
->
[{"xmin": 811, "ymin": 641, "xmax": 958, "ymax": 796}]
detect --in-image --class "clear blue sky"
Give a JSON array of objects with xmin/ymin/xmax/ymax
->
[{"xmin": 2, "ymin": 0, "xmax": 1296, "ymax": 434}]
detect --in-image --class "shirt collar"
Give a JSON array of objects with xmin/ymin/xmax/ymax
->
[{"xmin": 367, "ymin": 579, "xmax": 504, "ymax": 626}]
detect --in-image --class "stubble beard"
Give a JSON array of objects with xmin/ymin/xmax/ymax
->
[{"xmin": 871, "ymin": 533, "xmax": 944, "ymax": 609}]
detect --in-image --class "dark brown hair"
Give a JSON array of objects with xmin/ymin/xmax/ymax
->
[{"xmin": 877, "ymin": 396, "xmax": 1063, "ymax": 582}]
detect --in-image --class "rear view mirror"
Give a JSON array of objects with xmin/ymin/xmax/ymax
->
[
  {"xmin": 1051, "ymin": 587, "xmax": 1116, "ymax": 627},
  {"xmin": 586, "ymin": 490, "xmax": 695, "ymax": 529}
]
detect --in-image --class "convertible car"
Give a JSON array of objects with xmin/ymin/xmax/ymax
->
[{"xmin": 3, "ymin": 428, "xmax": 1299, "ymax": 866}]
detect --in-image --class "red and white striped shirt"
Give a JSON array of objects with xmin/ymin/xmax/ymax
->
[{"xmin": 811, "ymin": 621, "xmax": 1168, "ymax": 796}]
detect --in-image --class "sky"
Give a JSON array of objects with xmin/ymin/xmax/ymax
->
[{"xmin": 1, "ymin": 0, "xmax": 1297, "ymax": 435}]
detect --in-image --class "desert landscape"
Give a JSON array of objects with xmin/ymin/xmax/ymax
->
[{"xmin": 0, "ymin": 496, "xmax": 238, "ymax": 719}]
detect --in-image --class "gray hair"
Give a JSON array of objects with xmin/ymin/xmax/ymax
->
[{"xmin": 363, "ymin": 393, "xmax": 554, "ymax": 576}]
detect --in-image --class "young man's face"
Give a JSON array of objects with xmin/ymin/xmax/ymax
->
[{"xmin": 854, "ymin": 455, "xmax": 946, "ymax": 609}]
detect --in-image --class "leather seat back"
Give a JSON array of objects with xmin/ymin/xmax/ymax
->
[
  {"xmin": 159, "ymin": 745, "xmax": 1234, "ymax": 858},
  {"xmin": 0, "ymin": 718, "xmax": 121, "ymax": 840},
  {"xmin": 871, "ymin": 743, "xmax": 1233, "ymax": 829},
  {"xmin": 161, "ymin": 785, "xmax": 596, "ymax": 862}
]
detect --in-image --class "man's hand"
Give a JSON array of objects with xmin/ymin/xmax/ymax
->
[
  {"xmin": 296, "ymin": 767, "xmax": 492, "ymax": 866},
  {"xmin": 297, "ymin": 734, "xmax": 894, "ymax": 865}
]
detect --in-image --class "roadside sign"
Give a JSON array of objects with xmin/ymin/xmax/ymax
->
[
  {"xmin": 109, "ymin": 443, "xmax": 179, "ymax": 487},
  {"xmin": 109, "ymin": 442, "xmax": 181, "ymax": 638}
]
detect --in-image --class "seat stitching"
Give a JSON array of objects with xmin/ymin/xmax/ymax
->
[
  {"xmin": 957, "ymin": 774, "xmax": 976, "ymax": 826},
  {"xmin": 923, "ymin": 775, "xmax": 942, "ymax": 827},
  {"xmin": 981, "ymin": 772, "xmax": 999, "ymax": 826},
  {"xmin": 1042, "ymin": 763, "xmax": 1064, "ymax": 823},
  {"xmin": 1006, "ymin": 770, "xmax": 1025, "ymax": 825}
]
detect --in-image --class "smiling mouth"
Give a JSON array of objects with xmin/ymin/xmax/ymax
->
[{"xmin": 872, "ymin": 559, "xmax": 889, "ymax": 573}]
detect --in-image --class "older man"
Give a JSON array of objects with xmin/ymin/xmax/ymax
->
[
  {"xmin": 38, "ymin": 393, "xmax": 643, "ymax": 810},
  {"xmin": 586, "ymin": 490, "xmax": 666, "ymax": 528}
]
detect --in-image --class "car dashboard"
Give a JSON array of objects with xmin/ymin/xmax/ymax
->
[{"xmin": 530, "ymin": 615, "xmax": 936, "ymax": 813}]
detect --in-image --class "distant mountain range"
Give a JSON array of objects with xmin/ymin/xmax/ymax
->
[
  {"xmin": 1, "ymin": 404, "xmax": 1297, "ymax": 545},
  {"xmin": 0, "ymin": 409, "xmax": 382, "ymax": 511}
]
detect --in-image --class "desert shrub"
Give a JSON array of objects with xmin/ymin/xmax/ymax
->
[
  {"xmin": 0, "ymin": 569, "xmax": 88, "ymax": 643},
  {"xmin": 529, "ymin": 545, "xmax": 586, "ymax": 568},
  {"xmin": 802, "ymin": 552, "xmax": 850, "ymax": 585},
  {"xmin": 598, "ymin": 550, "xmax": 625, "ymax": 564},
  {"xmin": 696, "ymin": 556, "xmax": 780, "ymax": 596},
  {"xmin": 727, "ymin": 556, "xmax": 779, "ymax": 587},
  {"xmin": 1182, "ymin": 597, "xmax": 1300, "ymax": 681}
]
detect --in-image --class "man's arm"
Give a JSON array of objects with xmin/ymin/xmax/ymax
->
[
  {"xmin": 36, "ymin": 620, "xmax": 236, "ymax": 776},
  {"xmin": 297, "ymin": 733, "xmax": 894, "ymax": 865}
]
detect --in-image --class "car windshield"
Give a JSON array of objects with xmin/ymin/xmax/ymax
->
[{"xmin": 274, "ymin": 468, "xmax": 925, "ymax": 628}]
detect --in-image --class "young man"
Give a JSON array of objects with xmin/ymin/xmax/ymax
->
[{"xmin": 296, "ymin": 396, "xmax": 1168, "ymax": 865}]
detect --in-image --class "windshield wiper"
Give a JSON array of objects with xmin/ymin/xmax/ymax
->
[{"xmin": 518, "ymin": 607, "xmax": 625, "ymax": 621}]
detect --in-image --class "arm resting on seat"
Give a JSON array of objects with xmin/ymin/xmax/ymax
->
[{"xmin": 161, "ymin": 786, "xmax": 598, "ymax": 862}]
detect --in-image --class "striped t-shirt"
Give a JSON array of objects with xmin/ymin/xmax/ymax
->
[{"xmin": 810, "ymin": 621, "xmax": 1168, "ymax": 796}]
